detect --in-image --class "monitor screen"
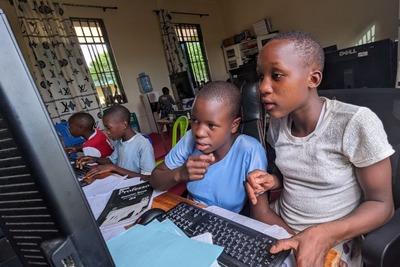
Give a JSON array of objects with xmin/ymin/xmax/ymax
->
[
  {"xmin": 319, "ymin": 39, "xmax": 396, "ymax": 89},
  {"xmin": 0, "ymin": 10, "xmax": 114, "ymax": 266},
  {"xmin": 169, "ymin": 71, "xmax": 195, "ymax": 100}
]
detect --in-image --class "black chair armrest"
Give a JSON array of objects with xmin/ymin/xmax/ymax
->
[{"xmin": 362, "ymin": 208, "xmax": 400, "ymax": 267}]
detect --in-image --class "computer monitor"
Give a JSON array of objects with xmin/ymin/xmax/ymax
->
[
  {"xmin": 319, "ymin": 39, "xmax": 396, "ymax": 89},
  {"xmin": 0, "ymin": 10, "xmax": 114, "ymax": 266},
  {"xmin": 323, "ymin": 44, "xmax": 337, "ymax": 53},
  {"xmin": 229, "ymin": 61, "xmax": 259, "ymax": 87},
  {"xmin": 169, "ymin": 71, "xmax": 195, "ymax": 100}
]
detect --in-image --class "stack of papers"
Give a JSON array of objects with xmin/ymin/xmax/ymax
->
[
  {"xmin": 83, "ymin": 175, "xmax": 164, "ymax": 241},
  {"xmin": 107, "ymin": 219, "xmax": 224, "ymax": 267}
]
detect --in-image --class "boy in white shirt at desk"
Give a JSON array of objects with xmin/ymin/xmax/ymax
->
[{"xmin": 77, "ymin": 105, "xmax": 155, "ymax": 182}]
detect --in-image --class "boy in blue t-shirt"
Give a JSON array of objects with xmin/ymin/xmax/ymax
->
[
  {"xmin": 77, "ymin": 105, "xmax": 155, "ymax": 181},
  {"xmin": 150, "ymin": 81, "xmax": 277, "ymax": 217}
]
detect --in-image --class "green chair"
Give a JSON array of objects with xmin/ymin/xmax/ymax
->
[
  {"xmin": 172, "ymin": 115, "xmax": 189, "ymax": 147},
  {"xmin": 157, "ymin": 115, "xmax": 189, "ymax": 196},
  {"xmin": 155, "ymin": 115, "xmax": 189, "ymax": 166}
]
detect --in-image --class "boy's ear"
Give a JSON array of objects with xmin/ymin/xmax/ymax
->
[
  {"xmin": 231, "ymin": 117, "xmax": 241, "ymax": 134},
  {"xmin": 308, "ymin": 69, "xmax": 323, "ymax": 89}
]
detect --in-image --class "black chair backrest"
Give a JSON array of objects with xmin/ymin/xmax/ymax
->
[
  {"xmin": 240, "ymin": 82, "xmax": 266, "ymax": 148},
  {"xmin": 319, "ymin": 88, "xmax": 400, "ymax": 208}
]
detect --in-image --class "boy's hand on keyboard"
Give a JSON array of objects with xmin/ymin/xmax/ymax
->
[
  {"xmin": 184, "ymin": 153, "xmax": 215, "ymax": 181},
  {"xmin": 269, "ymin": 225, "xmax": 335, "ymax": 267},
  {"xmin": 246, "ymin": 170, "xmax": 280, "ymax": 205},
  {"xmin": 76, "ymin": 156, "xmax": 95, "ymax": 169},
  {"xmin": 84, "ymin": 164, "xmax": 114, "ymax": 181}
]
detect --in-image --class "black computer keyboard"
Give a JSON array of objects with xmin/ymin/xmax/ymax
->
[
  {"xmin": 70, "ymin": 163, "xmax": 91, "ymax": 185},
  {"xmin": 160, "ymin": 203, "xmax": 290, "ymax": 267}
]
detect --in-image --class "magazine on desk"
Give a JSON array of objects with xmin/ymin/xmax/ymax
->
[{"xmin": 97, "ymin": 182, "xmax": 153, "ymax": 228}]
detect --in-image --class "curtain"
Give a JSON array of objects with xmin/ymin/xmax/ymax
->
[
  {"xmin": 157, "ymin": 9, "xmax": 188, "ymax": 75},
  {"xmin": 13, "ymin": 0, "xmax": 102, "ymax": 123},
  {"xmin": 157, "ymin": 9, "xmax": 195, "ymax": 104}
]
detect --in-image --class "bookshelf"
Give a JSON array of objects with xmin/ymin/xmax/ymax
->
[{"xmin": 222, "ymin": 39, "xmax": 258, "ymax": 71}]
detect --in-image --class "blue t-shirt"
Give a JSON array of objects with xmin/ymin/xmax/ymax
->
[
  {"xmin": 108, "ymin": 133, "xmax": 155, "ymax": 175},
  {"xmin": 165, "ymin": 130, "xmax": 267, "ymax": 213}
]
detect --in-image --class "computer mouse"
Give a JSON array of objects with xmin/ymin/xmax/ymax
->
[{"xmin": 135, "ymin": 208, "xmax": 165, "ymax": 225}]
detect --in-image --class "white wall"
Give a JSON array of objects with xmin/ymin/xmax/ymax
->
[
  {"xmin": 0, "ymin": 0, "xmax": 227, "ymax": 133},
  {"xmin": 0, "ymin": 0, "xmax": 398, "ymax": 133}
]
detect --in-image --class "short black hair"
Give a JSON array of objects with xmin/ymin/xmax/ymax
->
[
  {"xmin": 269, "ymin": 31, "xmax": 324, "ymax": 72},
  {"xmin": 196, "ymin": 81, "xmax": 241, "ymax": 118},
  {"xmin": 68, "ymin": 112, "xmax": 95, "ymax": 130},
  {"xmin": 162, "ymin": 87, "xmax": 169, "ymax": 94},
  {"xmin": 103, "ymin": 104, "xmax": 131, "ymax": 124}
]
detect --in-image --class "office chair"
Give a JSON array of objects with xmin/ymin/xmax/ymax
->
[
  {"xmin": 54, "ymin": 120, "xmax": 84, "ymax": 161},
  {"xmin": 171, "ymin": 115, "xmax": 189, "ymax": 147},
  {"xmin": 236, "ymin": 81, "xmax": 267, "ymax": 216},
  {"xmin": 240, "ymin": 81, "xmax": 266, "ymax": 145},
  {"xmin": 54, "ymin": 120, "xmax": 84, "ymax": 148},
  {"xmin": 319, "ymin": 88, "xmax": 400, "ymax": 267}
]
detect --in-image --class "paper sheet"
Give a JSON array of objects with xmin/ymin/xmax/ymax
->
[
  {"xmin": 191, "ymin": 233, "xmax": 220, "ymax": 267},
  {"xmin": 83, "ymin": 174, "xmax": 128, "ymax": 197},
  {"xmin": 107, "ymin": 222, "xmax": 223, "ymax": 267},
  {"xmin": 84, "ymin": 176, "xmax": 165, "ymax": 240},
  {"xmin": 146, "ymin": 219, "xmax": 187, "ymax": 237}
]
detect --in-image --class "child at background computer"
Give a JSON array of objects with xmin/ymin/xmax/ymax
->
[
  {"xmin": 149, "ymin": 81, "xmax": 289, "ymax": 227},
  {"xmin": 245, "ymin": 31, "xmax": 394, "ymax": 266},
  {"xmin": 66, "ymin": 112, "xmax": 114, "ymax": 158},
  {"xmin": 77, "ymin": 105, "xmax": 156, "ymax": 181},
  {"xmin": 158, "ymin": 86, "xmax": 175, "ymax": 119}
]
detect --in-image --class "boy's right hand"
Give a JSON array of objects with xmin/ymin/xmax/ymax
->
[
  {"xmin": 181, "ymin": 153, "xmax": 215, "ymax": 181},
  {"xmin": 76, "ymin": 156, "xmax": 95, "ymax": 169},
  {"xmin": 246, "ymin": 170, "xmax": 280, "ymax": 205}
]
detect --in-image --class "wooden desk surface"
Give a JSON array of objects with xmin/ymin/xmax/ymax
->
[{"xmin": 151, "ymin": 192, "xmax": 205, "ymax": 211}]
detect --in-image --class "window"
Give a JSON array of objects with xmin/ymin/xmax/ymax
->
[
  {"xmin": 175, "ymin": 24, "xmax": 210, "ymax": 87},
  {"xmin": 71, "ymin": 18, "xmax": 126, "ymax": 106},
  {"xmin": 357, "ymin": 24, "xmax": 376, "ymax": 46}
]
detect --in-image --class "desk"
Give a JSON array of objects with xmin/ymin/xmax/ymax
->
[
  {"xmin": 152, "ymin": 192, "xmax": 296, "ymax": 267},
  {"xmin": 151, "ymin": 192, "xmax": 204, "ymax": 211},
  {"xmin": 152, "ymin": 193, "xmax": 336, "ymax": 267},
  {"xmin": 86, "ymin": 178, "xmax": 340, "ymax": 267}
]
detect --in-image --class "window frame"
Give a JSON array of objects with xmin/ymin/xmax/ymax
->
[
  {"xmin": 70, "ymin": 17, "xmax": 127, "ymax": 106},
  {"xmin": 174, "ymin": 23, "xmax": 211, "ymax": 88}
]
